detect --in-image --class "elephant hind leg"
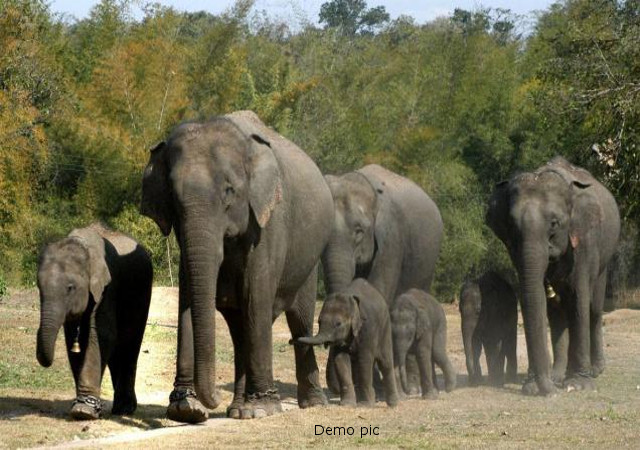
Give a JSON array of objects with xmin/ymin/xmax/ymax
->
[
  {"xmin": 286, "ymin": 268, "xmax": 327, "ymax": 409},
  {"xmin": 505, "ymin": 332, "xmax": 518, "ymax": 384}
]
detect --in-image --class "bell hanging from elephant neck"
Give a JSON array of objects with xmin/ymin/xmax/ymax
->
[
  {"xmin": 545, "ymin": 283, "xmax": 557, "ymax": 300},
  {"xmin": 71, "ymin": 326, "xmax": 81, "ymax": 353}
]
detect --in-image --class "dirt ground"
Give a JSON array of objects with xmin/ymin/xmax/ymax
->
[{"xmin": 0, "ymin": 287, "xmax": 639, "ymax": 449}]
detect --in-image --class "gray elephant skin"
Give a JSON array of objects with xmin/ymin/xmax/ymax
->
[
  {"xmin": 391, "ymin": 289, "xmax": 456, "ymax": 398},
  {"xmin": 141, "ymin": 110, "xmax": 334, "ymax": 422},
  {"xmin": 459, "ymin": 271, "xmax": 517, "ymax": 387},
  {"xmin": 297, "ymin": 279, "xmax": 398, "ymax": 407},
  {"xmin": 323, "ymin": 164, "xmax": 443, "ymax": 393},
  {"xmin": 487, "ymin": 156, "xmax": 620, "ymax": 395},
  {"xmin": 36, "ymin": 224, "xmax": 152, "ymax": 420}
]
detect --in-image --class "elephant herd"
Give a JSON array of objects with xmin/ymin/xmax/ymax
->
[{"xmin": 34, "ymin": 111, "xmax": 620, "ymax": 423}]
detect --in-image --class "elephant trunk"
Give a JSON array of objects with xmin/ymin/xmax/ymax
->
[
  {"xmin": 461, "ymin": 319, "xmax": 478, "ymax": 383},
  {"xmin": 518, "ymin": 234, "xmax": 553, "ymax": 393},
  {"xmin": 322, "ymin": 241, "xmax": 355, "ymax": 295},
  {"xmin": 37, "ymin": 306, "xmax": 65, "ymax": 367},
  {"xmin": 183, "ymin": 217, "xmax": 224, "ymax": 410},
  {"xmin": 297, "ymin": 331, "xmax": 333, "ymax": 346}
]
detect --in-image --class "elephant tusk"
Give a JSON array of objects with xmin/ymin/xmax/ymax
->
[{"xmin": 545, "ymin": 281, "xmax": 558, "ymax": 301}]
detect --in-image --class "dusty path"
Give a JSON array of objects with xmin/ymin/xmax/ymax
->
[{"xmin": 1, "ymin": 288, "xmax": 639, "ymax": 448}]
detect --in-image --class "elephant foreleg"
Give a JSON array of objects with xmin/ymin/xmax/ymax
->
[
  {"xmin": 71, "ymin": 316, "xmax": 107, "ymax": 420},
  {"xmin": 334, "ymin": 350, "xmax": 355, "ymax": 406},
  {"xmin": 376, "ymin": 329, "xmax": 398, "ymax": 407},
  {"xmin": 505, "ymin": 331, "xmax": 518, "ymax": 384},
  {"xmin": 433, "ymin": 327, "xmax": 456, "ymax": 392}
]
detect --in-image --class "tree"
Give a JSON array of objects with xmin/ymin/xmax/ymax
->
[{"xmin": 319, "ymin": 0, "xmax": 389, "ymax": 36}]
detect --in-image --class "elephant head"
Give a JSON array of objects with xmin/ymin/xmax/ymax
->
[
  {"xmin": 390, "ymin": 295, "xmax": 425, "ymax": 394},
  {"xmin": 322, "ymin": 172, "xmax": 382, "ymax": 294},
  {"xmin": 459, "ymin": 280, "xmax": 483, "ymax": 386},
  {"xmin": 486, "ymin": 157, "xmax": 593, "ymax": 394},
  {"xmin": 36, "ymin": 228, "xmax": 111, "ymax": 367},
  {"xmin": 140, "ymin": 115, "xmax": 282, "ymax": 409},
  {"xmin": 296, "ymin": 292, "xmax": 362, "ymax": 348}
]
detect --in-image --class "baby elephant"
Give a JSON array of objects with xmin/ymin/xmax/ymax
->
[
  {"xmin": 36, "ymin": 224, "xmax": 153, "ymax": 420},
  {"xmin": 296, "ymin": 279, "xmax": 397, "ymax": 407},
  {"xmin": 459, "ymin": 271, "xmax": 517, "ymax": 387},
  {"xmin": 391, "ymin": 289, "xmax": 456, "ymax": 399}
]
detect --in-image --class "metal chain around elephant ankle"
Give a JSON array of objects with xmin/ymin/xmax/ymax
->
[
  {"xmin": 169, "ymin": 387, "xmax": 197, "ymax": 403},
  {"xmin": 246, "ymin": 389, "xmax": 279, "ymax": 402},
  {"xmin": 73, "ymin": 394, "xmax": 103, "ymax": 413}
]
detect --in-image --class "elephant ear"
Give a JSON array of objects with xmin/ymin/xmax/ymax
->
[
  {"xmin": 141, "ymin": 142, "xmax": 175, "ymax": 236},
  {"xmin": 414, "ymin": 302, "xmax": 429, "ymax": 341},
  {"xmin": 568, "ymin": 182, "xmax": 600, "ymax": 250},
  {"xmin": 247, "ymin": 134, "xmax": 283, "ymax": 228},
  {"xmin": 350, "ymin": 294, "xmax": 363, "ymax": 338},
  {"xmin": 69, "ymin": 227, "xmax": 112, "ymax": 304},
  {"xmin": 486, "ymin": 180, "xmax": 510, "ymax": 245},
  {"xmin": 367, "ymin": 193, "xmax": 402, "ymax": 302}
]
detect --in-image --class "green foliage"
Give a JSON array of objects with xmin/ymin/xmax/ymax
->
[
  {"xmin": 0, "ymin": 0, "xmax": 637, "ymax": 301},
  {"xmin": 0, "ymin": 276, "xmax": 7, "ymax": 300},
  {"xmin": 319, "ymin": 0, "xmax": 389, "ymax": 36}
]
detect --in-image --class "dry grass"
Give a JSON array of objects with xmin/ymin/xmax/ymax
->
[{"xmin": 1, "ymin": 288, "xmax": 639, "ymax": 449}]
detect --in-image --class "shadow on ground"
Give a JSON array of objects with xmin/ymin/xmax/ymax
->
[{"xmin": 0, "ymin": 396, "xmax": 169, "ymax": 428}]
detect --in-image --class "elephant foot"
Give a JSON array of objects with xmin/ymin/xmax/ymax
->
[
  {"xmin": 522, "ymin": 376, "xmax": 558, "ymax": 397},
  {"xmin": 468, "ymin": 374, "xmax": 482, "ymax": 387},
  {"xmin": 339, "ymin": 396, "xmax": 356, "ymax": 407},
  {"xmin": 444, "ymin": 374, "xmax": 457, "ymax": 392},
  {"xmin": 405, "ymin": 385, "xmax": 421, "ymax": 396},
  {"xmin": 564, "ymin": 375, "xmax": 595, "ymax": 392},
  {"xmin": 298, "ymin": 386, "xmax": 328, "ymax": 409},
  {"xmin": 591, "ymin": 361, "xmax": 605, "ymax": 378},
  {"xmin": 112, "ymin": 400, "xmax": 136, "ymax": 416},
  {"xmin": 112, "ymin": 391, "xmax": 137, "ymax": 416},
  {"xmin": 239, "ymin": 390, "xmax": 282, "ymax": 419},
  {"xmin": 422, "ymin": 390, "xmax": 438, "ymax": 400},
  {"xmin": 551, "ymin": 371, "xmax": 565, "ymax": 387},
  {"xmin": 167, "ymin": 388, "xmax": 208, "ymax": 424},
  {"xmin": 226, "ymin": 398, "xmax": 244, "ymax": 419},
  {"xmin": 70, "ymin": 395, "xmax": 102, "ymax": 420}
]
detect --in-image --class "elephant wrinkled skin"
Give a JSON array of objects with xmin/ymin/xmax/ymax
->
[
  {"xmin": 141, "ymin": 111, "xmax": 333, "ymax": 422},
  {"xmin": 487, "ymin": 156, "xmax": 620, "ymax": 396},
  {"xmin": 36, "ymin": 223, "xmax": 152, "ymax": 420}
]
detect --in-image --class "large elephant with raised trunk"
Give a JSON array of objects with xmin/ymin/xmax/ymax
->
[
  {"xmin": 487, "ymin": 156, "xmax": 620, "ymax": 396},
  {"xmin": 322, "ymin": 164, "xmax": 443, "ymax": 393},
  {"xmin": 36, "ymin": 224, "xmax": 152, "ymax": 420},
  {"xmin": 141, "ymin": 111, "xmax": 333, "ymax": 422}
]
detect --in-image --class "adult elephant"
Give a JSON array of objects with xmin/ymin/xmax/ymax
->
[
  {"xmin": 486, "ymin": 156, "xmax": 619, "ymax": 396},
  {"xmin": 141, "ymin": 111, "xmax": 333, "ymax": 422},
  {"xmin": 323, "ymin": 165, "xmax": 443, "ymax": 393}
]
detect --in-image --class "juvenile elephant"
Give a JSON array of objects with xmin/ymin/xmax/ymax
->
[
  {"xmin": 487, "ymin": 156, "xmax": 620, "ymax": 395},
  {"xmin": 390, "ymin": 289, "xmax": 456, "ymax": 398},
  {"xmin": 323, "ymin": 165, "xmax": 443, "ymax": 393},
  {"xmin": 459, "ymin": 271, "xmax": 517, "ymax": 387},
  {"xmin": 36, "ymin": 224, "xmax": 152, "ymax": 420},
  {"xmin": 296, "ymin": 279, "xmax": 398, "ymax": 407},
  {"xmin": 141, "ymin": 111, "xmax": 333, "ymax": 422}
]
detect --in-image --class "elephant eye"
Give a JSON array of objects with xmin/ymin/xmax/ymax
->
[
  {"xmin": 550, "ymin": 218, "xmax": 560, "ymax": 231},
  {"xmin": 224, "ymin": 185, "xmax": 235, "ymax": 197},
  {"xmin": 354, "ymin": 227, "xmax": 364, "ymax": 242},
  {"xmin": 335, "ymin": 321, "xmax": 342, "ymax": 328},
  {"xmin": 66, "ymin": 284, "xmax": 76, "ymax": 294}
]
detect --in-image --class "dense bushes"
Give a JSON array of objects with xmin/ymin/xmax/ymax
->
[{"xmin": 0, "ymin": 0, "xmax": 638, "ymax": 302}]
